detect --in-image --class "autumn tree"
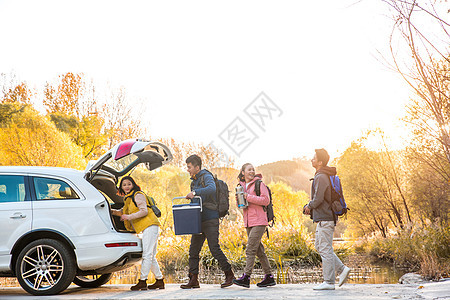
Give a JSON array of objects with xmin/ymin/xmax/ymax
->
[
  {"xmin": 159, "ymin": 138, "xmax": 235, "ymax": 170},
  {"xmin": 102, "ymin": 86, "xmax": 146, "ymax": 149},
  {"xmin": 268, "ymin": 181, "xmax": 310, "ymax": 229},
  {"xmin": 0, "ymin": 73, "xmax": 34, "ymax": 106},
  {"xmin": 50, "ymin": 112, "xmax": 107, "ymax": 159},
  {"xmin": 337, "ymin": 131, "xmax": 414, "ymax": 238},
  {"xmin": 382, "ymin": 0, "xmax": 450, "ymax": 181},
  {"xmin": 0, "ymin": 103, "xmax": 25, "ymax": 125},
  {"xmin": 405, "ymin": 148, "xmax": 450, "ymax": 226},
  {"xmin": 1, "ymin": 82, "xmax": 33, "ymax": 105},
  {"xmin": 44, "ymin": 72, "xmax": 86, "ymax": 117},
  {"xmin": 0, "ymin": 76, "xmax": 84, "ymax": 167},
  {"xmin": 404, "ymin": 59, "xmax": 450, "ymax": 182},
  {"xmin": 338, "ymin": 142, "xmax": 389, "ymax": 237},
  {"xmin": 42, "ymin": 72, "xmax": 108, "ymax": 159},
  {"xmin": 0, "ymin": 104, "xmax": 85, "ymax": 168},
  {"xmin": 42, "ymin": 73, "xmax": 149, "ymax": 160}
]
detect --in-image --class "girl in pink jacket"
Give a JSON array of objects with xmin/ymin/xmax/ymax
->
[{"xmin": 233, "ymin": 163, "xmax": 276, "ymax": 288}]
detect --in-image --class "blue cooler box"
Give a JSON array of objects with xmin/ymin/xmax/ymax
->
[{"xmin": 172, "ymin": 197, "xmax": 202, "ymax": 235}]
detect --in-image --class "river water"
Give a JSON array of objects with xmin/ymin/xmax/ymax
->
[
  {"xmin": 0, "ymin": 254, "xmax": 408, "ymax": 287},
  {"xmin": 105, "ymin": 254, "xmax": 407, "ymax": 285}
]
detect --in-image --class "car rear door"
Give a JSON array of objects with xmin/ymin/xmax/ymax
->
[
  {"xmin": 0, "ymin": 174, "xmax": 32, "ymax": 272},
  {"xmin": 84, "ymin": 139, "xmax": 173, "ymax": 181},
  {"xmin": 84, "ymin": 139, "xmax": 173, "ymax": 204}
]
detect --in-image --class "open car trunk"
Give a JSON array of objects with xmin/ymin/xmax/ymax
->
[
  {"xmin": 90, "ymin": 171, "xmax": 127, "ymax": 231},
  {"xmin": 84, "ymin": 139, "xmax": 173, "ymax": 232}
]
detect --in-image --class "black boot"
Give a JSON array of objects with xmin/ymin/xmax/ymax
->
[
  {"xmin": 180, "ymin": 273, "xmax": 200, "ymax": 289},
  {"xmin": 130, "ymin": 279, "xmax": 148, "ymax": 291},
  {"xmin": 148, "ymin": 278, "xmax": 165, "ymax": 289},
  {"xmin": 257, "ymin": 274, "xmax": 276, "ymax": 287},
  {"xmin": 233, "ymin": 273, "xmax": 250, "ymax": 288},
  {"xmin": 221, "ymin": 269, "xmax": 235, "ymax": 288}
]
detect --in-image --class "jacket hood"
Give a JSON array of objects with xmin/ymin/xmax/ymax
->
[{"xmin": 316, "ymin": 166, "xmax": 337, "ymax": 176}]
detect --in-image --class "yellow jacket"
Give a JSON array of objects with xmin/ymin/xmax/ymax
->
[{"xmin": 123, "ymin": 190, "xmax": 160, "ymax": 233}]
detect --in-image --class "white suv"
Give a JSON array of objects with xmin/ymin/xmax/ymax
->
[{"xmin": 0, "ymin": 139, "xmax": 172, "ymax": 296}]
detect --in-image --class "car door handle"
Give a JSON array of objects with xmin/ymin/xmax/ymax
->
[{"xmin": 10, "ymin": 212, "xmax": 26, "ymax": 219}]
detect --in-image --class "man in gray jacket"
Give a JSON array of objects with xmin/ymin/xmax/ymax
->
[{"xmin": 304, "ymin": 148, "xmax": 350, "ymax": 290}]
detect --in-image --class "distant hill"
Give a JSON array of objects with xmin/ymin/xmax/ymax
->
[
  {"xmin": 211, "ymin": 158, "xmax": 314, "ymax": 195},
  {"xmin": 256, "ymin": 158, "xmax": 314, "ymax": 194}
]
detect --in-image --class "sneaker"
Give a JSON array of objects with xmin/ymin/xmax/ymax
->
[
  {"xmin": 233, "ymin": 273, "xmax": 250, "ymax": 288},
  {"xmin": 339, "ymin": 266, "xmax": 351, "ymax": 287},
  {"xmin": 257, "ymin": 274, "xmax": 276, "ymax": 287},
  {"xmin": 313, "ymin": 282, "xmax": 335, "ymax": 290}
]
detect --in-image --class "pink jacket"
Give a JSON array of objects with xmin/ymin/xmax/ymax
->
[{"xmin": 239, "ymin": 175, "xmax": 270, "ymax": 228}]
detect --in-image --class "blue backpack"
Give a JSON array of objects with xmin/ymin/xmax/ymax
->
[{"xmin": 327, "ymin": 175, "xmax": 348, "ymax": 217}]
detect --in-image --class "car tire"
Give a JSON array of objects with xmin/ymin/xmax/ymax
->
[
  {"xmin": 15, "ymin": 238, "xmax": 76, "ymax": 296},
  {"xmin": 73, "ymin": 273, "xmax": 113, "ymax": 288}
]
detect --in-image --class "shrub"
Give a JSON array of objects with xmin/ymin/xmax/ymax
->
[{"xmin": 367, "ymin": 223, "xmax": 449, "ymax": 280}]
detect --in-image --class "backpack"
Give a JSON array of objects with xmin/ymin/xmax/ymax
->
[
  {"xmin": 326, "ymin": 175, "xmax": 348, "ymax": 217},
  {"xmin": 192, "ymin": 170, "xmax": 230, "ymax": 218},
  {"xmin": 130, "ymin": 191, "xmax": 162, "ymax": 218},
  {"xmin": 255, "ymin": 180, "xmax": 275, "ymax": 227}
]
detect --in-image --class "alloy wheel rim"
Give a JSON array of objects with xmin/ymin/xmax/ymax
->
[{"xmin": 20, "ymin": 245, "xmax": 64, "ymax": 291}]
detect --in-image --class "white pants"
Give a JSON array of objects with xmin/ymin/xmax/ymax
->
[
  {"xmin": 314, "ymin": 221, "xmax": 345, "ymax": 284},
  {"xmin": 140, "ymin": 225, "xmax": 163, "ymax": 280}
]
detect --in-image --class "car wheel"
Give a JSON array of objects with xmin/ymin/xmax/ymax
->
[
  {"xmin": 73, "ymin": 273, "xmax": 113, "ymax": 288},
  {"xmin": 15, "ymin": 238, "xmax": 76, "ymax": 296}
]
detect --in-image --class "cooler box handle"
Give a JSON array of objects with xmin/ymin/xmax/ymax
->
[{"xmin": 172, "ymin": 196, "xmax": 202, "ymax": 212}]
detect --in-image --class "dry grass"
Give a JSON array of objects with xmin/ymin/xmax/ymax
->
[{"xmin": 368, "ymin": 223, "xmax": 449, "ymax": 280}]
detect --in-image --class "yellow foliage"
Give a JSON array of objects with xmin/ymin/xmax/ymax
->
[
  {"xmin": 43, "ymin": 72, "xmax": 83, "ymax": 117},
  {"xmin": 0, "ymin": 105, "xmax": 85, "ymax": 169},
  {"xmin": 268, "ymin": 181, "xmax": 310, "ymax": 228},
  {"xmin": 130, "ymin": 165, "xmax": 190, "ymax": 231}
]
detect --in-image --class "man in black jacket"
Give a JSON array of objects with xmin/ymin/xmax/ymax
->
[
  {"xmin": 304, "ymin": 149, "xmax": 350, "ymax": 290},
  {"xmin": 180, "ymin": 154, "xmax": 235, "ymax": 289}
]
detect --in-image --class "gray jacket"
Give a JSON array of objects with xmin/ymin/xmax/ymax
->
[{"xmin": 308, "ymin": 167, "xmax": 336, "ymax": 223}]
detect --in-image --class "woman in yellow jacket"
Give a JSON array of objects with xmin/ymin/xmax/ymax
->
[{"xmin": 112, "ymin": 176, "xmax": 164, "ymax": 291}]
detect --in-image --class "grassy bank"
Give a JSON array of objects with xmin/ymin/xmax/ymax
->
[{"xmin": 358, "ymin": 223, "xmax": 450, "ymax": 280}]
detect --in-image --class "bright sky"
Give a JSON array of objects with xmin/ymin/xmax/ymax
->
[{"xmin": 0, "ymin": 0, "xmax": 426, "ymax": 166}]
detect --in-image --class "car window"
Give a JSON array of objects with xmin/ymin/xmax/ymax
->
[
  {"xmin": 0, "ymin": 175, "xmax": 26, "ymax": 203},
  {"xmin": 104, "ymin": 153, "xmax": 139, "ymax": 173},
  {"xmin": 33, "ymin": 177, "xmax": 79, "ymax": 200}
]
